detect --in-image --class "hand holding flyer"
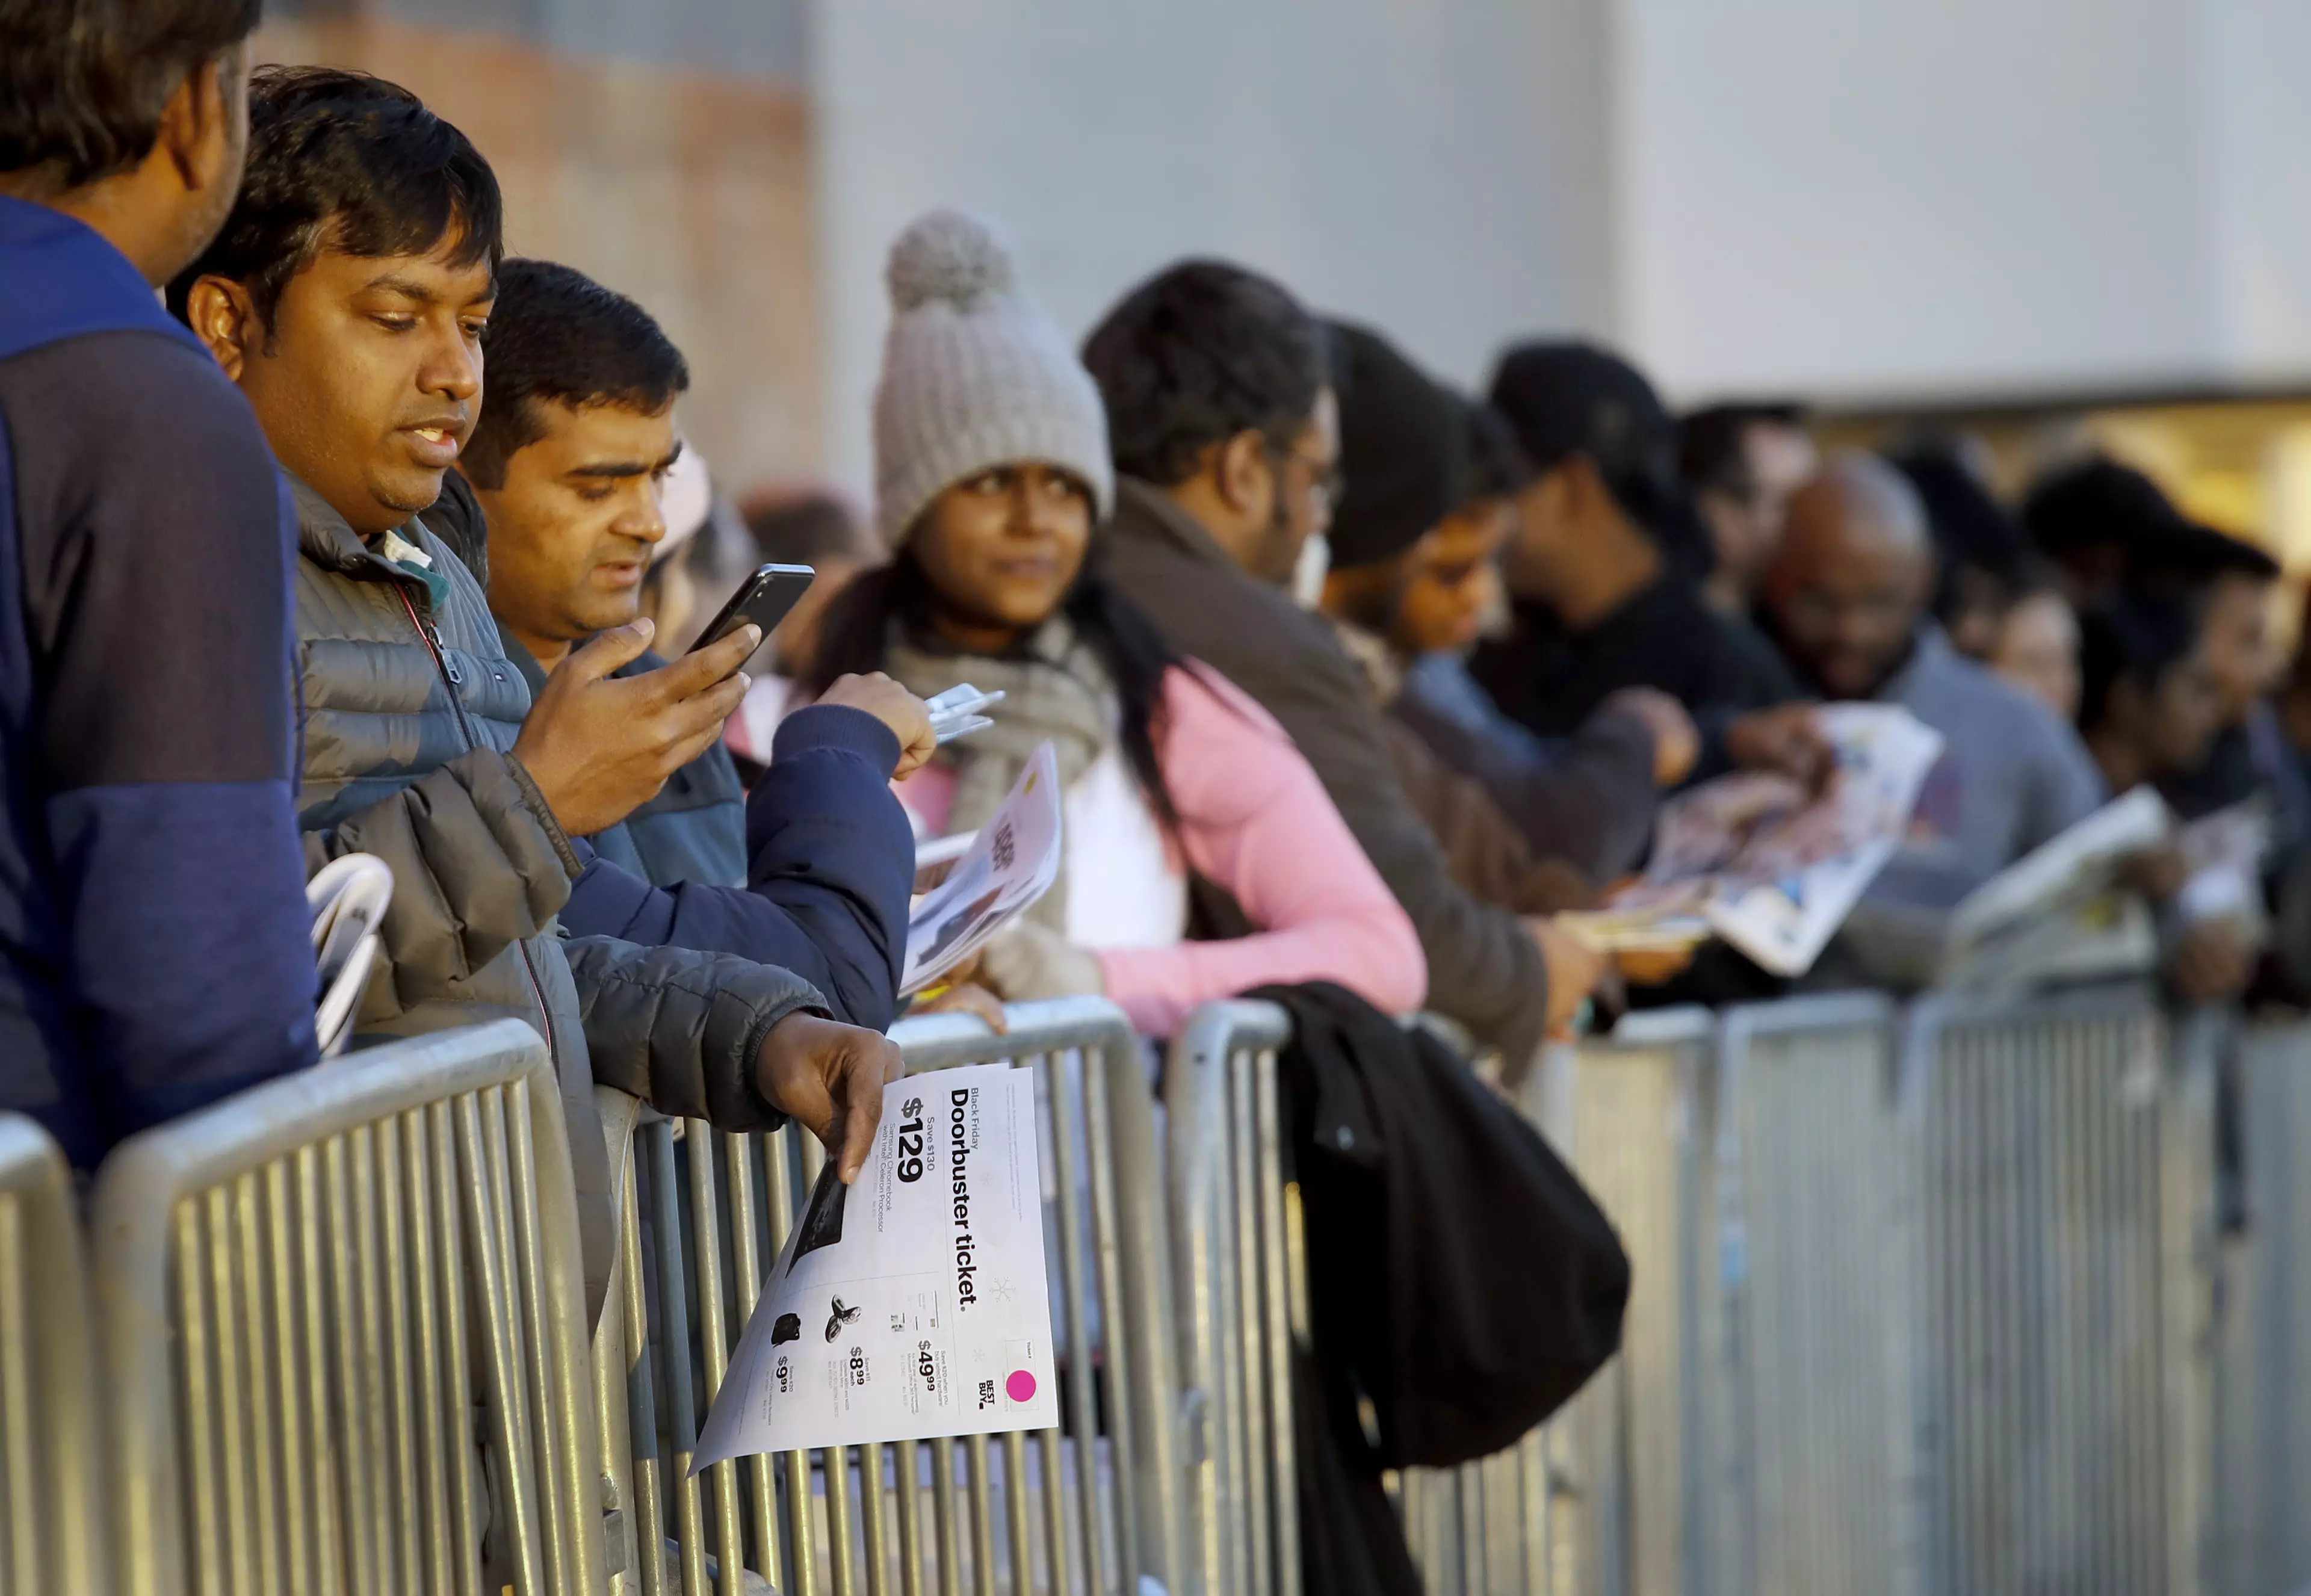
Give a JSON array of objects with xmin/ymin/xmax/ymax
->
[
  {"xmin": 1568, "ymin": 704, "xmax": 1946, "ymax": 976},
  {"xmin": 695, "ymin": 1063, "xmax": 1060, "ymax": 1465},
  {"xmin": 902, "ymin": 743, "xmax": 1063, "ymax": 997}
]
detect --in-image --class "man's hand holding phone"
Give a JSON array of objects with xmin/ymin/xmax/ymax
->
[{"xmin": 513, "ymin": 617, "xmax": 759, "ymax": 838}]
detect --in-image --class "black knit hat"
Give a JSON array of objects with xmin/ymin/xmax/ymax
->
[
  {"xmin": 1455, "ymin": 392, "xmax": 1533, "ymax": 503},
  {"xmin": 1325, "ymin": 320, "xmax": 1468, "ymax": 571}
]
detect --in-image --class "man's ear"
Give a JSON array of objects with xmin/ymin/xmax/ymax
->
[
  {"xmin": 184, "ymin": 275, "xmax": 262, "ymax": 383},
  {"xmin": 156, "ymin": 49, "xmax": 240, "ymax": 193},
  {"xmin": 1211, "ymin": 428, "xmax": 1272, "ymax": 517}
]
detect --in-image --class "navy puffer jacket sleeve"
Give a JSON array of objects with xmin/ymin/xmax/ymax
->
[
  {"xmin": 559, "ymin": 704, "xmax": 914, "ymax": 1032},
  {"xmin": 563, "ymin": 935, "xmax": 826, "ymax": 1130}
]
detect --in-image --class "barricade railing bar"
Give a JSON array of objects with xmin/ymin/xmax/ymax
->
[
  {"xmin": 0, "ymin": 1113, "xmax": 102, "ymax": 1596},
  {"xmin": 1709, "ymin": 991, "xmax": 1906, "ymax": 1596},
  {"xmin": 1163, "ymin": 1000, "xmax": 1298, "ymax": 1596},
  {"xmin": 2212, "ymin": 1015, "xmax": 2311, "ymax": 1596},
  {"xmin": 1398, "ymin": 985, "xmax": 2238, "ymax": 1596},
  {"xmin": 605, "ymin": 995, "xmax": 1181, "ymax": 1596},
  {"xmin": 1901, "ymin": 985, "xmax": 2213, "ymax": 1596},
  {"xmin": 88, "ymin": 1016, "xmax": 603, "ymax": 1596},
  {"xmin": 10, "ymin": 982, "xmax": 2309, "ymax": 1595}
]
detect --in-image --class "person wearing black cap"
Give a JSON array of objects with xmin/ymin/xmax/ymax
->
[
  {"xmin": 1475, "ymin": 339, "xmax": 1825, "ymax": 784},
  {"xmin": 1318, "ymin": 321, "xmax": 1688, "ymax": 888}
]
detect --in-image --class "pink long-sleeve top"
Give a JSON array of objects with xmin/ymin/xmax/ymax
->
[{"xmin": 901, "ymin": 662, "xmax": 1427, "ymax": 1036}]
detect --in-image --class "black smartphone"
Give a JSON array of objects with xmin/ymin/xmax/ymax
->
[{"xmin": 687, "ymin": 563, "xmax": 816, "ymax": 654}]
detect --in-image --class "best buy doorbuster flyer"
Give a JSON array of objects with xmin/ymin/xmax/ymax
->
[{"xmin": 695, "ymin": 1064, "xmax": 1060, "ymax": 1464}]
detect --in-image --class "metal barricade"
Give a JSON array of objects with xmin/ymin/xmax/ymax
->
[
  {"xmin": 1530, "ymin": 1009, "xmax": 1713, "ymax": 1596},
  {"xmin": 0, "ymin": 1113, "xmax": 102, "ymax": 1596},
  {"xmin": 1709, "ymin": 992, "xmax": 1907, "ymax": 1596},
  {"xmin": 1165, "ymin": 1000, "xmax": 1299, "ymax": 1596},
  {"xmin": 1901, "ymin": 985, "xmax": 2215, "ymax": 1596},
  {"xmin": 607, "ymin": 995, "xmax": 1181, "ymax": 1596},
  {"xmin": 2210, "ymin": 1016, "xmax": 2311, "ymax": 1596},
  {"xmin": 89, "ymin": 1017, "xmax": 604, "ymax": 1596}
]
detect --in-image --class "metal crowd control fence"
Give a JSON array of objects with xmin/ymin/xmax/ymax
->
[
  {"xmin": 1399, "ymin": 1008, "xmax": 1715, "ymax": 1596},
  {"xmin": 1164, "ymin": 1000, "xmax": 1299, "ymax": 1596},
  {"xmin": 1401, "ymin": 1006, "xmax": 1717, "ymax": 1596},
  {"xmin": 1904, "ymin": 988, "xmax": 2214, "ymax": 1596},
  {"xmin": 604, "ymin": 994, "xmax": 1181, "ymax": 1596},
  {"xmin": 1396, "ymin": 985, "xmax": 2224, "ymax": 1596},
  {"xmin": 1707, "ymin": 992, "xmax": 1906, "ymax": 1596},
  {"xmin": 0, "ymin": 1113, "xmax": 102, "ymax": 1596},
  {"xmin": 2210, "ymin": 1016, "xmax": 2311, "ymax": 1596},
  {"xmin": 88, "ymin": 1016, "xmax": 604, "ymax": 1596}
]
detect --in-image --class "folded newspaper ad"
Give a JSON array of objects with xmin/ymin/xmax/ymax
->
[
  {"xmin": 902, "ymin": 742, "xmax": 1063, "ymax": 997},
  {"xmin": 695, "ymin": 1063, "xmax": 1060, "ymax": 1464},
  {"xmin": 1564, "ymin": 703, "xmax": 1946, "ymax": 977},
  {"xmin": 1933, "ymin": 785, "xmax": 2168, "ymax": 992},
  {"xmin": 1932, "ymin": 788, "xmax": 2271, "ymax": 995}
]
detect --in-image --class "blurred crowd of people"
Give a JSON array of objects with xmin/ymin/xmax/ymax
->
[{"xmin": 8, "ymin": 7, "xmax": 2307, "ymax": 1203}]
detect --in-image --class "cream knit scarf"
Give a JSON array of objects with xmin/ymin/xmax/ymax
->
[{"xmin": 885, "ymin": 615, "xmax": 1113, "ymax": 932}]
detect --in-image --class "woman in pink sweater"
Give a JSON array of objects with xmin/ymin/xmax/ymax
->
[{"xmin": 808, "ymin": 209, "xmax": 1425, "ymax": 1036}]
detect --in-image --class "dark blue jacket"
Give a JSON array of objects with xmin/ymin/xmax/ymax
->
[
  {"xmin": 564, "ymin": 707, "xmax": 913, "ymax": 1033},
  {"xmin": 0, "ymin": 197, "xmax": 316, "ymax": 1166},
  {"xmin": 493, "ymin": 627, "xmax": 914, "ymax": 1034}
]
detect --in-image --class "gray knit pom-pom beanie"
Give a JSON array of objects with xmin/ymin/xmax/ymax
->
[{"xmin": 872, "ymin": 209, "xmax": 1115, "ymax": 545}]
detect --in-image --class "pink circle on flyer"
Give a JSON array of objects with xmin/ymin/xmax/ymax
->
[{"xmin": 1006, "ymin": 1370, "xmax": 1036, "ymax": 1403}]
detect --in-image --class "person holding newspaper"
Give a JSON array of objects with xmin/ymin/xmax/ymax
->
[
  {"xmin": 806, "ymin": 210, "xmax": 1426, "ymax": 1039},
  {"xmin": 1759, "ymin": 454, "xmax": 2106, "ymax": 929}
]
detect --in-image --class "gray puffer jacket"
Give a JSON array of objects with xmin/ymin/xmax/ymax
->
[{"xmin": 289, "ymin": 476, "xmax": 826, "ymax": 1302}]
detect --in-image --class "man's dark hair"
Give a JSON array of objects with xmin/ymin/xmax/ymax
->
[
  {"xmin": 1080, "ymin": 259, "xmax": 1328, "ymax": 486},
  {"xmin": 2078, "ymin": 590, "xmax": 2203, "ymax": 732},
  {"xmin": 741, "ymin": 490, "xmax": 871, "ymax": 566},
  {"xmin": 1888, "ymin": 440, "xmax": 2029, "ymax": 632},
  {"xmin": 459, "ymin": 258, "xmax": 688, "ymax": 489},
  {"xmin": 1680, "ymin": 401, "xmax": 1805, "ymax": 499},
  {"xmin": 0, "ymin": 0, "xmax": 260, "ymax": 188},
  {"xmin": 167, "ymin": 64, "xmax": 501, "ymax": 330}
]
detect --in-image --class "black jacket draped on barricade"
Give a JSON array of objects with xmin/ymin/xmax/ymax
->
[{"xmin": 1250, "ymin": 983, "xmax": 1632, "ymax": 1596}]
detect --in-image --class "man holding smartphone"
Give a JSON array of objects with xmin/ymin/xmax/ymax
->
[
  {"xmin": 443, "ymin": 257, "xmax": 932, "ymax": 1032},
  {"xmin": 172, "ymin": 68, "xmax": 901, "ymax": 1310}
]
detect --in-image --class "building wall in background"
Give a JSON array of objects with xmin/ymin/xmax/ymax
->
[
  {"xmin": 262, "ymin": 0, "xmax": 2311, "ymax": 500},
  {"xmin": 257, "ymin": 8, "xmax": 821, "ymax": 494},
  {"xmin": 1615, "ymin": 0, "xmax": 2220, "ymax": 405},
  {"xmin": 809, "ymin": 0, "xmax": 1613, "ymax": 491},
  {"xmin": 2201, "ymin": 0, "xmax": 2311, "ymax": 380}
]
